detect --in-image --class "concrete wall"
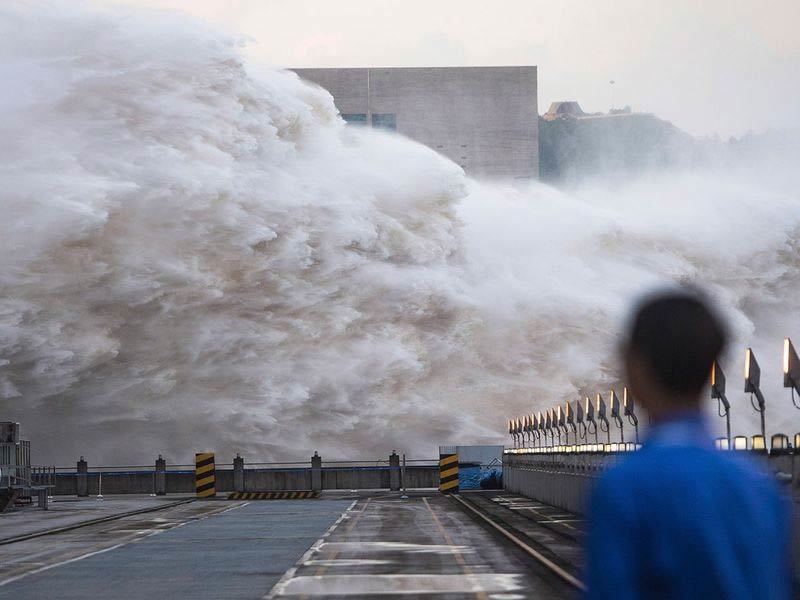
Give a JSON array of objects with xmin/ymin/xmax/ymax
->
[
  {"xmin": 50, "ymin": 465, "xmax": 439, "ymax": 495},
  {"xmin": 504, "ymin": 450, "xmax": 798, "ymax": 515},
  {"xmin": 292, "ymin": 66, "xmax": 539, "ymax": 180}
]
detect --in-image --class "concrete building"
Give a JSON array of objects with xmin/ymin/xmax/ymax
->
[{"xmin": 292, "ymin": 66, "xmax": 539, "ymax": 180}]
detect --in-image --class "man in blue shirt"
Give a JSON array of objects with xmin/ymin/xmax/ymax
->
[{"xmin": 585, "ymin": 291, "xmax": 792, "ymax": 599}]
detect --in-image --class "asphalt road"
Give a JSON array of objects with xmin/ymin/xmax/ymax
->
[
  {"xmin": 0, "ymin": 499, "xmax": 353, "ymax": 599},
  {"xmin": 0, "ymin": 493, "xmax": 576, "ymax": 599},
  {"xmin": 270, "ymin": 494, "xmax": 573, "ymax": 599}
]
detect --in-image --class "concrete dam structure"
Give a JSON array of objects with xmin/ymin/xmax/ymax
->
[{"xmin": 292, "ymin": 66, "xmax": 539, "ymax": 180}]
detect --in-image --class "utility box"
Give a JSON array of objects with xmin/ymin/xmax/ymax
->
[{"xmin": 0, "ymin": 423, "xmax": 20, "ymax": 444}]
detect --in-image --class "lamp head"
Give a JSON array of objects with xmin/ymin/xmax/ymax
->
[
  {"xmin": 585, "ymin": 396, "xmax": 595, "ymax": 421},
  {"xmin": 576, "ymin": 399, "xmax": 584, "ymax": 423},
  {"xmin": 784, "ymin": 338, "xmax": 800, "ymax": 393},
  {"xmin": 609, "ymin": 389, "xmax": 621, "ymax": 418},
  {"xmin": 744, "ymin": 347, "xmax": 761, "ymax": 393},
  {"xmin": 623, "ymin": 387, "xmax": 635, "ymax": 416},
  {"xmin": 565, "ymin": 401, "xmax": 574, "ymax": 425},
  {"xmin": 596, "ymin": 393, "xmax": 607, "ymax": 419},
  {"xmin": 710, "ymin": 360, "xmax": 726, "ymax": 398}
]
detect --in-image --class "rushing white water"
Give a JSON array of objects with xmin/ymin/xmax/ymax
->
[{"xmin": 2, "ymin": 2, "xmax": 799, "ymax": 464}]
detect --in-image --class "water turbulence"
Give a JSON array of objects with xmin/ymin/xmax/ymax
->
[{"xmin": 1, "ymin": 3, "xmax": 799, "ymax": 463}]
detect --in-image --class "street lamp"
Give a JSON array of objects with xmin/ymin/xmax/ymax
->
[
  {"xmin": 733, "ymin": 435, "xmax": 749, "ymax": 451},
  {"xmin": 585, "ymin": 396, "xmax": 597, "ymax": 443},
  {"xmin": 537, "ymin": 411, "xmax": 545, "ymax": 447},
  {"xmin": 710, "ymin": 360, "xmax": 731, "ymax": 446},
  {"xmin": 524, "ymin": 414, "xmax": 532, "ymax": 448},
  {"xmin": 565, "ymin": 400, "xmax": 577, "ymax": 446},
  {"xmin": 545, "ymin": 409, "xmax": 553, "ymax": 448},
  {"xmin": 784, "ymin": 338, "xmax": 800, "ymax": 407},
  {"xmin": 576, "ymin": 399, "xmax": 586, "ymax": 441},
  {"xmin": 596, "ymin": 393, "xmax": 611, "ymax": 444},
  {"xmin": 744, "ymin": 348, "xmax": 766, "ymax": 439},
  {"xmin": 623, "ymin": 387, "xmax": 639, "ymax": 444},
  {"xmin": 555, "ymin": 406, "xmax": 564, "ymax": 446},
  {"xmin": 610, "ymin": 389, "xmax": 624, "ymax": 444}
]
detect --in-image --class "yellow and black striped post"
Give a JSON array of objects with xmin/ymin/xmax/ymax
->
[
  {"xmin": 195, "ymin": 452, "xmax": 216, "ymax": 498},
  {"xmin": 439, "ymin": 453, "xmax": 459, "ymax": 494}
]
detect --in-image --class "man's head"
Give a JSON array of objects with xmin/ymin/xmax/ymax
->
[{"xmin": 622, "ymin": 290, "xmax": 728, "ymax": 421}]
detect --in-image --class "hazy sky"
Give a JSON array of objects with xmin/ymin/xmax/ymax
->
[{"xmin": 100, "ymin": 0, "xmax": 799, "ymax": 137}]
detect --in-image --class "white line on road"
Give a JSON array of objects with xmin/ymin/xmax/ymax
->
[
  {"xmin": 264, "ymin": 499, "xmax": 358, "ymax": 600},
  {"xmin": 0, "ymin": 501, "xmax": 249, "ymax": 588}
]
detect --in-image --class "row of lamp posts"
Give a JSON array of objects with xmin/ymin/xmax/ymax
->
[
  {"xmin": 509, "ymin": 337, "xmax": 800, "ymax": 452},
  {"xmin": 508, "ymin": 387, "xmax": 639, "ymax": 450}
]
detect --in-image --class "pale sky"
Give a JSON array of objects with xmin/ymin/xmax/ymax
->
[{"xmin": 100, "ymin": 0, "xmax": 799, "ymax": 137}]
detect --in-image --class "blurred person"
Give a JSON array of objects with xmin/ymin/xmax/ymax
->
[{"xmin": 584, "ymin": 290, "xmax": 792, "ymax": 599}]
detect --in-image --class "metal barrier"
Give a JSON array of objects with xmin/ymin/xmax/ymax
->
[
  {"xmin": 31, "ymin": 466, "xmax": 56, "ymax": 489},
  {"xmin": 1, "ymin": 440, "xmax": 31, "ymax": 488}
]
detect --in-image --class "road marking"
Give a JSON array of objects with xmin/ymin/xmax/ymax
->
[
  {"xmin": 277, "ymin": 573, "xmax": 523, "ymax": 596},
  {"xmin": 264, "ymin": 499, "xmax": 358, "ymax": 600},
  {"xmin": 450, "ymin": 495, "xmax": 586, "ymax": 592},
  {"xmin": 423, "ymin": 496, "xmax": 489, "ymax": 600},
  {"xmin": 0, "ymin": 501, "xmax": 248, "ymax": 588}
]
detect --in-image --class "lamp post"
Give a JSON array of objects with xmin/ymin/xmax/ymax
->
[
  {"xmin": 555, "ymin": 406, "xmax": 564, "ymax": 446},
  {"xmin": 524, "ymin": 413, "xmax": 532, "ymax": 448},
  {"xmin": 545, "ymin": 410, "xmax": 553, "ymax": 448},
  {"xmin": 610, "ymin": 389, "xmax": 624, "ymax": 444},
  {"xmin": 596, "ymin": 393, "xmax": 611, "ymax": 445},
  {"xmin": 711, "ymin": 360, "xmax": 731, "ymax": 447},
  {"xmin": 744, "ymin": 348, "xmax": 766, "ymax": 439},
  {"xmin": 585, "ymin": 396, "xmax": 597, "ymax": 443},
  {"xmin": 566, "ymin": 400, "xmax": 577, "ymax": 447},
  {"xmin": 623, "ymin": 387, "xmax": 639, "ymax": 445},
  {"xmin": 784, "ymin": 337, "xmax": 800, "ymax": 407},
  {"xmin": 576, "ymin": 399, "xmax": 586, "ymax": 443},
  {"xmin": 537, "ymin": 411, "xmax": 545, "ymax": 447}
]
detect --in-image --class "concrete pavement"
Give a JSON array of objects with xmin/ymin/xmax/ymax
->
[
  {"xmin": 0, "ymin": 499, "xmax": 353, "ymax": 599},
  {"xmin": 270, "ymin": 494, "xmax": 573, "ymax": 598},
  {"xmin": 0, "ymin": 493, "xmax": 578, "ymax": 599}
]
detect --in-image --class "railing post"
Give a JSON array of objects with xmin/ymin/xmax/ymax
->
[
  {"xmin": 311, "ymin": 452, "xmax": 322, "ymax": 493},
  {"xmin": 233, "ymin": 454, "xmax": 245, "ymax": 492},
  {"xmin": 155, "ymin": 455, "xmax": 166, "ymax": 496},
  {"xmin": 77, "ymin": 456, "xmax": 88, "ymax": 497},
  {"xmin": 389, "ymin": 451, "xmax": 401, "ymax": 491}
]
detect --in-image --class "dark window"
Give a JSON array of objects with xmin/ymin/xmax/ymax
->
[
  {"xmin": 341, "ymin": 113, "xmax": 367, "ymax": 125},
  {"xmin": 371, "ymin": 113, "xmax": 397, "ymax": 131}
]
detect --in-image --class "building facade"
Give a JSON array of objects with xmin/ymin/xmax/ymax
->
[{"xmin": 292, "ymin": 66, "xmax": 539, "ymax": 180}]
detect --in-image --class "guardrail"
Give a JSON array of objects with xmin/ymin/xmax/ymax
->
[{"xmin": 41, "ymin": 453, "xmax": 441, "ymax": 496}]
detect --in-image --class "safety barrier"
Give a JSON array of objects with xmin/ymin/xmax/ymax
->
[
  {"xmin": 195, "ymin": 452, "xmax": 216, "ymax": 498},
  {"xmin": 227, "ymin": 491, "xmax": 319, "ymax": 500},
  {"xmin": 438, "ymin": 453, "xmax": 459, "ymax": 493},
  {"xmin": 43, "ymin": 454, "xmax": 440, "ymax": 495},
  {"xmin": 504, "ymin": 438, "xmax": 800, "ymax": 515}
]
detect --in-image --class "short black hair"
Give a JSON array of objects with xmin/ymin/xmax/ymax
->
[{"xmin": 625, "ymin": 291, "xmax": 728, "ymax": 394}]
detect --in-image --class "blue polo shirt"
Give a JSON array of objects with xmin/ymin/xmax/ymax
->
[{"xmin": 584, "ymin": 413, "xmax": 792, "ymax": 600}]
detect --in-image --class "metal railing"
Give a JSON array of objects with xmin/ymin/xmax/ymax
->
[
  {"xmin": 1, "ymin": 441, "xmax": 31, "ymax": 489},
  {"xmin": 31, "ymin": 466, "xmax": 56, "ymax": 489}
]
